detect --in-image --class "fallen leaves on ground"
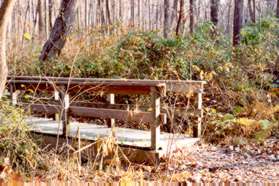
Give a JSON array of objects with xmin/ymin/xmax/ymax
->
[{"xmin": 156, "ymin": 138, "xmax": 279, "ymax": 183}]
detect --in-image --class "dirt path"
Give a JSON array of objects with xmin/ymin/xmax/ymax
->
[{"xmin": 149, "ymin": 138, "xmax": 279, "ymax": 183}]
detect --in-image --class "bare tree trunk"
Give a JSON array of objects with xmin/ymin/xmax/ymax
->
[
  {"xmin": 39, "ymin": 0, "xmax": 77, "ymax": 62},
  {"xmin": 100, "ymin": 0, "xmax": 106, "ymax": 27},
  {"xmin": 44, "ymin": 0, "xmax": 48, "ymax": 37},
  {"xmin": 171, "ymin": 0, "xmax": 179, "ymax": 30},
  {"xmin": 105, "ymin": 0, "xmax": 111, "ymax": 25},
  {"xmin": 119, "ymin": 0, "xmax": 122, "ymax": 21},
  {"xmin": 226, "ymin": 0, "xmax": 232, "ymax": 34},
  {"xmin": 22, "ymin": 2, "xmax": 30, "ymax": 44},
  {"xmin": 37, "ymin": 0, "xmax": 44, "ymax": 37},
  {"xmin": 163, "ymin": 0, "xmax": 171, "ymax": 38},
  {"xmin": 276, "ymin": 0, "xmax": 279, "ymax": 76},
  {"xmin": 233, "ymin": 0, "xmax": 244, "ymax": 46},
  {"xmin": 137, "ymin": 0, "xmax": 140, "ymax": 28},
  {"xmin": 0, "ymin": 0, "xmax": 16, "ymax": 98},
  {"xmin": 189, "ymin": 0, "xmax": 194, "ymax": 34},
  {"xmin": 48, "ymin": 0, "xmax": 53, "ymax": 30},
  {"xmin": 176, "ymin": 0, "xmax": 185, "ymax": 36},
  {"xmin": 248, "ymin": 0, "xmax": 256, "ymax": 23},
  {"xmin": 130, "ymin": 0, "xmax": 135, "ymax": 27},
  {"xmin": 84, "ymin": 0, "xmax": 88, "ymax": 28},
  {"xmin": 210, "ymin": 0, "xmax": 219, "ymax": 27}
]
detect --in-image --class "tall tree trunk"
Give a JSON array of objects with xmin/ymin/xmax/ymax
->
[
  {"xmin": 0, "ymin": 0, "xmax": 16, "ymax": 98},
  {"xmin": 85, "ymin": 0, "xmax": 88, "ymax": 28},
  {"xmin": 130, "ymin": 0, "xmax": 135, "ymax": 27},
  {"xmin": 100, "ymin": 0, "xmax": 106, "ymax": 27},
  {"xmin": 48, "ymin": 0, "xmax": 53, "ymax": 30},
  {"xmin": 226, "ymin": 0, "xmax": 232, "ymax": 34},
  {"xmin": 189, "ymin": 0, "xmax": 194, "ymax": 34},
  {"xmin": 137, "ymin": 0, "xmax": 141, "ymax": 28},
  {"xmin": 39, "ymin": 0, "xmax": 77, "ymax": 62},
  {"xmin": 176, "ymin": 0, "xmax": 185, "ymax": 36},
  {"xmin": 105, "ymin": 0, "xmax": 111, "ymax": 25},
  {"xmin": 171, "ymin": 0, "xmax": 179, "ymax": 30},
  {"xmin": 119, "ymin": 0, "xmax": 122, "ymax": 21},
  {"xmin": 37, "ymin": 0, "xmax": 44, "ymax": 36},
  {"xmin": 233, "ymin": 0, "xmax": 244, "ymax": 46},
  {"xmin": 210, "ymin": 0, "xmax": 219, "ymax": 27},
  {"xmin": 44, "ymin": 0, "xmax": 48, "ymax": 37},
  {"xmin": 163, "ymin": 0, "xmax": 171, "ymax": 38},
  {"xmin": 248, "ymin": 0, "xmax": 256, "ymax": 23},
  {"xmin": 276, "ymin": 0, "xmax": 279, "ymax": 77},
  {"xmin": 22, "ymin": 2, "xmax": 30, "ymax": 44}
]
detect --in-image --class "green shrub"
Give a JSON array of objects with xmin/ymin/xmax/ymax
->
[{"xmin": 0, "ymin": 102, "xmax": 41, "ymax": 175}]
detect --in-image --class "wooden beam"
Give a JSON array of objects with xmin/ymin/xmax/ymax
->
[
  {"xmin": 20, "ymin": 103, "xmax": 167, "ymax": 125},
  {"xmin": 107, "ymin": 93, "xmax": 116, "ymax": 137},
  {"xmin": 197, "ymin": 88, "xmax": 203, "ymax": 137},
  {"xmin": 150, "ymin": 87, "xmax": 161, "ymax": 152},
  {"xmin": 7, "ymin": 76, "xmax": 205, "ymax": 93},
  {"xmin": 70, "ymin": 106, "xmax": 156, "ymax": 124},
  {"xmin": 20, "ymin": 103, "xmax": 61, "ymax": 115},
  {"xmin": 8, "ymin": 81, "xmax": 166, "ymax": 95},
  {"xmin": 61, "ymin": 91, "xmax": 70, "ymax": 137}
]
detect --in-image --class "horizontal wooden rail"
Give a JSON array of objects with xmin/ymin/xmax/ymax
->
[
  {"xmin": 8, "ymin": 80, "xmax": 166, "ymax": 95},
  {"xmin": 21, "ymin": 103, "xmax": 166, "ymax": 124},
  {"xmin": 8, "ymin": 76, "xmax": 206, "ymax": 93}
]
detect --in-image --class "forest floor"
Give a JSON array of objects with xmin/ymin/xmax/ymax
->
[{"xmin": 149, "ymin": 138, "xmax": 279, "ymax": 183}]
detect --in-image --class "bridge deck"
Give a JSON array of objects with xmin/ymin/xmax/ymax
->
[{"xmin": 26, "ymin": 117, "xmax": 199, "ymax": 153}]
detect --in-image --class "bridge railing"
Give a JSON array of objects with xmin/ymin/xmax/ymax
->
[{"xmin": 7, "ymin": 76, "xmax": 206, "ymax": 152}]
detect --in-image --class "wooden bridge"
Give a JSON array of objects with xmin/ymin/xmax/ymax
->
[{"xmin": 7, "ymin": 76, "xmax": 206, "ymax": 162}]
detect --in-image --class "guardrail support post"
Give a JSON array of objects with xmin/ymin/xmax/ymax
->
[
  {"xmin": 197, "ymin": 88, "xmax": 203, "ymax": 137},
  {"xmin": 60, "ymin": 88, "xmax": 70, "ymax": 137},
  {"xmin": 151, "ymin": 87, "xmax": 161, "ymax": 151},
  {"xmin": 107, "ymin": 93, "xmax": 116, "ymax": 137},
  {"xmin": 53, "ymin": 90, "xmax": 60, "ymax": 121}
]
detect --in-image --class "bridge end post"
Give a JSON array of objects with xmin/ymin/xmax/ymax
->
[
  {"xmin": 150, "ymin": 87, "xmax": 161, "ymax": 152},
  {"xmin": 197, "ymin": 87, "xmax": 204, "ymax": 138},
  {"xmin": 107, "ymin": 93, "xmax": 116, "ymax": 137},
  {"xmin": 60, "ymin": 87, "xmax": 70, "ymax": 137}
]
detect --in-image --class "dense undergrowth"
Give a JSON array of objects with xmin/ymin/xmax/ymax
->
[
  {"xmin": 0, "ymin": 102, "xmax": 42, "ymax": 176},
  {"xmin": 7, "ymin": 17, "xmax": 279, "ymax": 144}
]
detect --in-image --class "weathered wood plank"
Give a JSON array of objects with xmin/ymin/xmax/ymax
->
[
  {"xmin": 8, "ymin": 81, "xmax": 166, "ymax": 95},
  {"xmin": 107, "ymin": 94, "xmax": 116, "ymax": 136},
  {"xmin": 151, "ymin": 87, "xmax": 161, "ymax": 152},
  {"xmin": 20, "ymin": 103, "xmax": 167, "ymax": 125},
  {"xmin": 21, "ymin": 103, "xmax": 61, "ymax": 114},
  {"xmin": 70, "ymin": 106, "xmax": 155, "ymax": 124},
  {"xmin": 7, "ymin": 76, "xmax": 205, "ymax": 93}
]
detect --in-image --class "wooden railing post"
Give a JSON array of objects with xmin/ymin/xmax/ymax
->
[
  {"xmin": 107, "ymin": 93, "xmax": 116, "ymax": 137},
  {"xmin": 150, "ymin": 87, "xmax": 161, "ymax": 151},
  {"xmin": 60, "ymin": 87, "xmax": 70, "ymax": 137},
  {"xmin": 9, "ymin": 84, "xmax": 18, "ymax": 106},
  {"xmin": 197, "ymin": 87, "xmax": 204, "ymax": 137},
  {"xmin": 53, "ymin": 90, "xmax": 60, "ymax": 121}
]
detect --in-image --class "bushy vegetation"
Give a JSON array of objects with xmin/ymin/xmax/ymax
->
[
  {"xmin": 0, "ymin": 102, "xmax": 42, "ymax": 176},
  {"xmin": 7, "ymin": 17, "xmax": 279, "ymax": 143}
]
